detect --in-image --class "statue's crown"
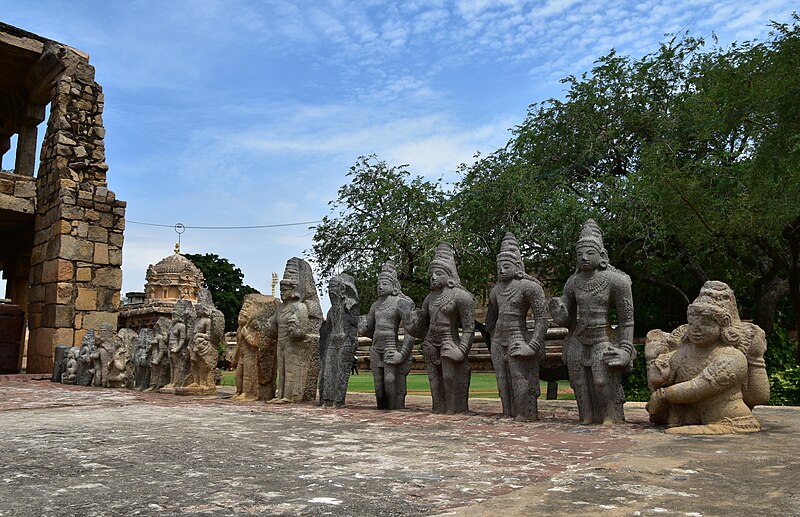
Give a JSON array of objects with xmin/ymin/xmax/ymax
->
[
  {"xmin": 496, "ymin": 232, "xmax": 525, "ymax": 272},
  {"xmin": 429, "ymin": 242, "xmax": 460, "ymax": 284},
  {"xmin": 577, "ymin": 218, "xmax": 604, "ymax": 249}
]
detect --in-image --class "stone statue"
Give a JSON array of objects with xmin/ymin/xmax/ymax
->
[
  {"xmin": 407, "ymin": 243, "xmax": 475, "ymax": 414},
  {"xmin": 549, "ymin": 219, "xmax": 635, "ymax": 425},
  {"xmin": 116, "ymin": 328, "xmax": 138, "ymax": 389},
  {"xmin": 148, "ymin": 317, "xmax": 172, "ymax": 391},
  {"xmin": 76, "ymin": 330, "xmax": 95, "ymax": 386},
  {"xmin": 359, "ymin": 260, "xmax": 416, "ymax": 410},
  {"xmin": 485, "ymin": 233, "xmax": 549, "ymax": 421},
  {"xmin": 162, "ymin": 299, "xmax": 196, "ymax": 392},
  {"xmin": 265, "ymin": 257, "xmax": 323, "ymax": 404},
  {"xmin": 645, "ymin": 281, "xmax": 769, "ymax": 434},
  {"xmin": 106, "ymin": 332, "xmax": 128, "ymax": 388},
  {"xmin": 232, "ymin": 294, "xmax": 280, "ymax": 402},
  {"xmin": 133, "ymin": 328, "xmax": 154, "ymax": 391},
  {"xmin": 319, "ymin": 273, "xmax": 360, "ymax": 407},
  {"xmin": 61, "ymin": 347, "xmax": 80, "ymax": 384},
  {"xmin": 177, "ymin": 289, "xmax": 224, "ymax": 395},
  {"xmin": 90, "ymin": 324, "xmax": 116, "ymax": 388}
]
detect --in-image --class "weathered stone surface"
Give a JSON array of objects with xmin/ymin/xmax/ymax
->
[
  {"xmin": 175, "ymin": 289, "xmax": 223, "ymax": 396},
  {"xmin": 550, "ymin": 219, "xmax": 635, "ymax": 425},
  {"xmin": 148, "ymin": 317, "xmax": 171, "ymax": 391},
  {"xmin": 359, "ymin": 260, "xmax": 415, "ymax": 410},
  {"xmin": 117, "ymin": 327, "xmax": 138, "ymax": 389},
  {"xmin": 161, "ymin": 300, "xmax": 195, "ymax": 393},
  {"xmin": 407, "ymin": 243, "xmax": 475, "ymax": 415},
  {"xmin": 266, "ymin": 257, "xmax": 323, "ymax": 404},
  {"xmin": 231, "ymin": 294, "xmax": 279, "ymax": 402},
  {"xmin": 75, "ymin": 287, "xmax": 97, "ymax": 311},
  {"xmin": 486, "ymin": 233, "xmax": 549, "ymax": 422},
  {"xmin": 319, "ymin": 274, "xmax": 359, "ymax": 407},
  {"xmin": 75, "ymin": 329, "xmax": 95, "ymax": 386},
  {"xmin": 133, "ymin": 328, "xmax": 153, "ymax": 391}
]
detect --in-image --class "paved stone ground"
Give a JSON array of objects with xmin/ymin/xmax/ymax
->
[{"xmin": 0, "ymin": 375, "xmax": 797, "ymax": 516}]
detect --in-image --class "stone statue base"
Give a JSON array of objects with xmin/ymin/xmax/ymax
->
[{"xmin": 174, "ymin": 385, "xmax": 217, "ymax": 396}]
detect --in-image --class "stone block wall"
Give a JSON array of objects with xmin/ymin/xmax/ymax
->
[{"xmin": 25, "ymin": 45, "xmax": 125, "ymax": 373}]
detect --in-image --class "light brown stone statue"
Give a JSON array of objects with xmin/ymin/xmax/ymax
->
[
  {"xmin": 485, "ymin": 233, "xmax": 549, "ymax": 421},
  {"xmin": 645, "ymin": 281, "xmax": 769, "ymax": 434},
  {"xmin": 265, "ymin": 257, "xmax": 323, "ymax": 404},
  {"xmin": 359, "ymin": 261, "xmax": 415, "ymax": 410},
  {"xmin": 232, "ymin": 294, "xmax": 280, "ymax": 402},
  {"xmin": 407, "ymin": 243, "xmax": 475, "ymax": 414},
  {"xmin": 117, "ymin": 328, "xmax": 138, "ymax": 389},
  {"xmin": 105, "ymin": 332, "xmax": 128, "ymax": 388},
  {"xmin": 177, "ymin": 288, "xmax": 225, "ymax": 396},
  {"xmin": 550, "ymin": 219, "xmax": 635, "ymax": 425},
  {"xmin": 148, "ymin": 317, "xmax": 172, "ymax": 391},
  {"xmin": 162, "ymin": 299, "xmax": 196, "ymax": 393}
]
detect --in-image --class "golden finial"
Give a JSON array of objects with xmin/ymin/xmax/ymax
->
[{"xmin": 174, "ymin": 241, "xmax": 180, "ymax": 254}]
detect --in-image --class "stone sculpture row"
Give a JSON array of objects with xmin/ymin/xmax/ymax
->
[{"xmin": 56, "ymin": 288, "xmax": 225, "ymax": 396}]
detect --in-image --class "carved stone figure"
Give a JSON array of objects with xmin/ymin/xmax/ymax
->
[
  {"xmin": 550, "ymin": 219, "xmax": 635, "ymax": 425},
  {"xmin": 359, "ymin": 261, "xmax": 415, "ymax": 410},
  {"xmin": 76, "ymin": 330, "xmax": 95, "ymax": 386},
  {"xmin": 177, "ymin": 288, "xmax": 224, "ymax": 395},
  {"xmin": 266, "ymin": 257, "xmax": 323, "ymax": 404},
  {"xmin": 116, "ymin": 328, "xmax": 138, "ymax": 389},
  {"xmin": 319, "ymin": 274, "xmax": 360, "ymax": 407},
  {"xmin": 148, "ymin": 316, "xmax": 172, "ymax": 391},
  {"xmin": 106, "ymin": 332, "xmax": 128, "ymax": 388},
  {"xmin": 232, "ymin": 294, "xmax": 280, "ymax": 402},
  {"xmin": 485, "ymin": 233, "xmax": 549, "ymax": 421},
  {"xmin": 645, "ymin": 281, "xmax": 769, "ymax": 434},
  {"xmin": 162, "ymin": 299, "xmax": 196, "ymax": 392},
  {"xmin": 90, "ymin": 324, "xmax": 116, "ymax": 388},
  {"xmin": 61, "ymin": 347, "xmax": 80, "ymax": 384},
  {"xmin": 134, "ymin": 328, "xmax": 154, "ymax": 391},
  {"xmin": 407, "ymin": 243, "xmax": 475, "ymax": 414}
]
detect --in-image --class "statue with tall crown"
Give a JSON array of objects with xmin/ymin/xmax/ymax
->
[
  {"xmin": 177, "ymin": 288, "xmax": 225, "ymax": 395},
  {"xmin": 550, "ymin": 219, "xmax": 635, "ymax": 424},
  {"xmin": 645, "ymin": 281, "xmax": 769, "ymax": 434},
  {"xmin": 407, "ymin": 243, "xmax": 475, "ymax": 414},
  {"xmin": 161, "ymin": 299, "xmax": 196, "ymax": 392},
  {"xmin": 359, "ymin": 260, "xmax": 416, "ymax": 410},
  {"xmin": 485, "ymin": 233, "xmax": 549, "ymax": 421},
  {"xmin": 266, "ymin": 257, "xmax": 323, "ymax": 403},
  {"xmin": 319, "ymin": 273, "xmax": 360, "ymax": 407}
]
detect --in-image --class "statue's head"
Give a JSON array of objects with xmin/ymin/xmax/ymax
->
[
  {"xmin": 329, "ymin": 273, "xmax": 358, "ymax": 309},
  {"xmin": 429, "ymin": 243, "xmax": 460, "ymax": 290},
  {"xmin": 377, "ymin": 260, "xmax": 401, "ymax": 297},
  {"xmin": 496, "ymin": 232, "xmax": 525, "ymax": 281},
  {"xmin": 280, "ymin": 258, "xmax": 302, "ymax": 301},
  {"xmin": 575, "ymin": 219, "xmax": 609, "ymax": 272},
  {"xmin": 686, "ymin": 301, "xmax": 731, "ymax": 348}
]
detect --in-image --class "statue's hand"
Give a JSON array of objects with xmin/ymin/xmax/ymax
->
[
  {"xmin": 603, "ymin": 346, "xmax": 632, "ymax": 367},
  {"xmin": 549, "ymin": 297, "xmax": 569, "ymax": 325},
  {"xmin": 646, "ymin": 387, "xmax": 668, "ymax": 415},
  {"xmin": 509, "ymin": 341, "xmax": 534, "ymax": 358},
  {"xmin": 397, "ymin": 297, "xmax": 414, "ymax": 316},
  {"xmin": 384, "ymin": 351, "xmax": 402, "ymax": 365}
]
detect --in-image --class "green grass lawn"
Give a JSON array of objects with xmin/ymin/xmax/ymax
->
[{"xmin": 221, "ymin": 370, "xmax": 574, "ymax": 399}]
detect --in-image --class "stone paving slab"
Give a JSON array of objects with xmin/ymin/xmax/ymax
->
[{"xmin": 0, "ymin": 377, "xmax": 797, "ymax": 516}]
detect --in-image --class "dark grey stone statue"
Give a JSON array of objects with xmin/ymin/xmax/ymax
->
[
  {"xmin": 76, "ymin": 329, "xmax": 95, "ymax": 386},
  {"xmin": 550, "ymin": 219, "xmax": 635, "ymax": 424},
  {"xmin": 408, "ymin": 243, "xmax": 475, "ymax": 414},
  {"xmin": 359, "ymin": 260, "xmax": 415, "ymax": 410},
  {"xmin": 61, "ymin": 347, "xmax": 80, "ymax": 384},
  {"xmin": 319, "ymin": 273, "xmax": 359, "ymax": 407},
  {"xmin": 162, "ymin": 299, "xmax": 196, "ymax": 392},
  {"xmin": 148, "ymin": 316, "xmax": 171, "ymax": 391},
  {"xmin": 91, "ymin": 324, "xmax": 116, "ymax": 388},
  {"xmin": 485, "ymin": 233, "xmax": 549, "ymax": 421},
  {"xmin": 117, "ymin": 328, "xmax": 138, "ymax": 389},
  {"xmin": 134, "ymin": 328, "xmax": 154, "ymax": 391}
]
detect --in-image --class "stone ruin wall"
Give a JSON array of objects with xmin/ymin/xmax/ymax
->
[{"xmin": 25, "ymin": 42, "xmax": 126, "ymax": 372}]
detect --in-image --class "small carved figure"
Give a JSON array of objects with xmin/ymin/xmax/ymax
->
[
  {"xmin": 90, "ymin": 324, "xmax": 116, "ymax": 388},
  {"xmin": 148, "ymin": 317, "xmax": 172, "ymax": 391},
  {"xmin": 61, "ymin": 347, "xmax": 80, "ymax": 384},
  {"xmin": 178, "ymin": 289, "xmax": 224, "ymax": 395},
  {"xmin": 407, "ymin": 243, "xmax": 475, "ymax": 414},
  {"xmin": 645, "ymin": 281, "xmax": 769, "ymax": 434},
  {"xmin": 134, "ymin": 328, "xmax": 154, "ymax": 391},
  {"xmin": 265, "ymin": 257, "xmax": 323, "ymax": 404},
  {"xmin": 106, "ymin": 332, "xmax": 128, "ymax": 388},
  {"xmin": 116, "ymin": 328, "xmax": 138, "ymax": 389},
  {"xmin": 485, "ymin": 233, "xmax": 549, "ymax": 421},
  {"xmin": 359, "ymin": 260, "xmax": 415, "ymax": 410},
  {"xmin": 162, "ymin": 300, "xmax": 196, "ymax": 392},
  {"xmin": 550, "ymin": 219, "xmax": 635, "ymax": 424},
  {"xmin": 76, "ymin": 330, "xmax": 95, "ymax": 386},
  {"xmin": 232, "ymin": 294, "xmax": 280, "ymax": 402},
  {"xmin": 319, "ymin": 273, "xmax": 360, "ymax": 407}
]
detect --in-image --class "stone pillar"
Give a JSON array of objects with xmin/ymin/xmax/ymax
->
[{"xmin": 13, "ymin": 104, "xmax": 46, "ymax": 177}]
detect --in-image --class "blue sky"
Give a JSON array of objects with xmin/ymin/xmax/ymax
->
[{"xmin": 2, "ymin": 0, "xmax": 797, "ymax": 308}]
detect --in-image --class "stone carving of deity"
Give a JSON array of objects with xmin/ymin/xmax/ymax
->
[{"xmin": 319, "ymin": 273, "xmax": 360, "ymax": 407}]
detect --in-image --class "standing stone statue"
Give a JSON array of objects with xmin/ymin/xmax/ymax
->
[
  {"xmin": 134, "ymin": 328, "xmax": 154, "ymax": 391},
  {"xmin": 407, "ymin": 243, "xmax": 475, "ymax": 415},
  {"xmin": 232, "ymin": 294, "xmax": 280, "ymax": 402},
  {"xmin": 162, "ymin": 299, "xmax": 196, "ymax": 392},
  {"xmin": 485, "ymin": 233, "xmax": 549, "ymax": 421},
  {"xmin": 61, "ymin": 347, "xmax": 80, "ymax": 384},
  {"xmin": 266, "ymin": 257, "xmax": 323, "ymax": 404},
  {"xmin": 91, "ymin": 324, "xmax": 116, "ymax": 388},
  {"xmin": 76, "ymin": 330, "xmax": 95, "ymax": 386},
  {"xmin": 177, "ymin": 288, "xmax": 225, "ymax": 395},
  {"xmin": 645, "ymin": 281, "xmax": 769, "ymax": 434},
  {"xmin": 319, "ymin": 273, "xmax": 360, "ymax": 407},
  {"xmin": 359, "ymin": 260, "xmax": 416, "ymax": 410},
  {"xmin": 549, "ymin": 219, "xmax": 635, "ymax": 425},
  {"xmin": 148, "ymin": 316, "xmax": 172, "ymax": 391},
  {"xmin": 106, "ymin": 332, "xmax": 128, "ymax": 388},
  {"xmin": 116, "ymin": 328, "xmax": 138, "ymax": 389}
]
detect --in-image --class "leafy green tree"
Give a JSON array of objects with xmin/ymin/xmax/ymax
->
[
  {"xmin": 184, "ymin": 253, "xmax": 259, "ymax": 332},
  {"xmin": 309, "ymin": 155, "xmax": 449, "ymax": 311}
]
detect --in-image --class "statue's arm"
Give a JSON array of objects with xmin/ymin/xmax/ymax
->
[
  {"xmin": 663, "ymin": 349, "xmax": 747, "ymax": 404},
  {"xmin": 526, "ymin": 282, "xmax": 549, "ymax": 357},
  {"xmin": 613, "ymin": 276, "xmax": 635, "ymax": 352},
  {"xmin": 484, "ymin": 288, "xmax": 498, "ymax": 335},
  {"xmin": 405, "ymin": 297, "xmax": 430, "ymax": 339},
  {"xmin": 359, "ymin": 304, "xmax": 377, "ymax": 339},
  {"xmin": 457, "ymin": 291, "xmax": 475, "ymax": 356},
  {"xmin": 550, "ymin": 279, "xmax": 576, "ymax": 328}
]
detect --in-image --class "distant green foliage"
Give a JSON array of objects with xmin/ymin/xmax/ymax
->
[{"xmin": 769, "ymin": 367, "xmax": 800, "ymax": 405}]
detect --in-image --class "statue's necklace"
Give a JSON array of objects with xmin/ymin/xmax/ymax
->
[
  {"xmin": 430, "ymin": 288, "xmax": 455, "ymax": 309},
  {"xmin": 497, "ymin": 282, "xmax": 519, "ymax": 301},
  {"xmin": 575, "ymin": 274, "xmax": 609, "ymax": 294}
]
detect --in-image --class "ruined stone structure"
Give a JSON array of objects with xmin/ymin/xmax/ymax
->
[{"xmin": 0, "ymin": 23, "xmax": 125, "ymax": 373}]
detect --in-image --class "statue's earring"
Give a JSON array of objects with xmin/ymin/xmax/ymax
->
[{"xmin": 447, "ymin": 279, "xmax": 455, "ymax": 288}]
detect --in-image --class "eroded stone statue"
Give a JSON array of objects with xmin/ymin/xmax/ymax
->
[
  {"xmin": 645, "ymin": 281, "xmax": 769, "ymax": 434},
  {"xmin": 550, "ymin": 219, "xmax": 635, "ymax": 424},
  {"xmin": 486, "ymin": 233, "xmax": 549, "ymax": 421},
  {"xmin": 359, "ymin": 261, "xmax": 415, "ymax": 410},
  {"xmin": 61, "ymin": 347, "xmax": 80, "ymax": 384},
  {"xmin": 148, "ymin": 317, "xmax": 172, "ymax": 391},
  {"xmin": 91, "ymin": 324, "xmax": 116, "ymax": 388},
  {"xmin": 232, "ymin": 294, "xmax": 280, "ymax": 402},
  {"xmin": 162, "ymin": 299, "xmax": 196, "ymax": 392},
  {"xmin": 134, "ymin": 328, "xmax": 154, "ymax": 391},
  {"xmin": 266, "ymin": 257, "xmax": 323, "ymax": 404},
  {"xmin": 106, "ymin": 332, "xmax": 128, "ymax": 388},
  {"xmin": 319, "ymin": 273, "xmax": 360, "ymax": 407},
  {"xmin": 407, "ymin": 243, "xmax": 475, "ymax": 414},
  {"xmin": 177, "ymin": 288, "xmax": 224, "ymax": 395},
  {"xmin": 116, "ymin": 328, "xmax": 138, "ymax": 389},
  {"xmin": 76, "ymin": 330, "xmax": 95, "ymax": 386}
]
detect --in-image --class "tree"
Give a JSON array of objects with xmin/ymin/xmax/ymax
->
[
  {"xmin": 309, "ymin": 155, "xmax": 450, "ymax": 311},
  {"xmin": 184, "ymin": 253, "xmax": 259, "ymax": 332}
]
